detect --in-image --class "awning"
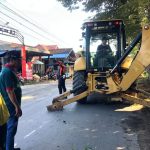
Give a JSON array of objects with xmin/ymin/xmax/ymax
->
[
  {"xmin": 32, "ymin": 60, "xmax": 44, "ymax": 65},
  {"xmin": 42, "ymin": 53, "xmax": 69, "ymax": 59},
  {"xmin": 0, "ymin": 50, "xmax": 8, "ymax": 57},
  {"xmin": 0, "ymin": 50, "xmax": 21, "ymax": 57}
]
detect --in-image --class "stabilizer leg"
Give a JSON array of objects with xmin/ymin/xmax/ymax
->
[
  {"xmin": 121, "ymin": 90, "xmax": 150, "ymax": 107},
  {"xmin": 47, "ymin": 91, "xmax": 88, "ymax": 111}
]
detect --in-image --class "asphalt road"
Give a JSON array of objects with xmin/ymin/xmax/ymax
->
[{"xmin": 14, "ymin": 80, "xmax": 150, "ymax": 150}]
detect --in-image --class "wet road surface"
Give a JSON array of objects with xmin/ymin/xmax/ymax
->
[{"xmin": 15, "ymin": 80, "xmax": 150, "ymax": 150}]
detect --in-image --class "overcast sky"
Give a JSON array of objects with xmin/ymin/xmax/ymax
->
[{"xmin": 0, "ymin": 0, "xmax": 93, "ymax": 51}]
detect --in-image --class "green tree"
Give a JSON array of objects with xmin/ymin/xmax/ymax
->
[
  {"xmin": 57, "ymin": 0, "xmax": 150, "ymax": 38},
  {"xmin": 57, "ymin": 0, "xmax": 150, "ymax": 79}
]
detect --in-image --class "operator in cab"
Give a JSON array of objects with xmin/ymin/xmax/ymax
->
[{"xmin": 94, "ymin": 36, "xmax": 114, "ymax": 69}]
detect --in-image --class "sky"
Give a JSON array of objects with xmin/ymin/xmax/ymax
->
[{"xmin": 0, "ymin": 0, "xmax": 94, "ymax": 51}]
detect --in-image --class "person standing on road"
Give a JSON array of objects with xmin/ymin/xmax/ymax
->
[
  {"xmin": 0, "ymin": 53, "xmax": 22, "ymax": 150},
  {"xmin": 57, "ymin": 60, "xmax": 67, "ymax": 94}
]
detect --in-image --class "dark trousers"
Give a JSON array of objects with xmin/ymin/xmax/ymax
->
[
  {"xmin": 0, "ymin": 123, "xmax": 7, "ymax": 150},
  {"xmin": 58, "ymin": 77, "xmax": 66, "ymax": 94},
  {"xmin": 6, "ymin": 116, "xmax": 18, "ymax": 150}
]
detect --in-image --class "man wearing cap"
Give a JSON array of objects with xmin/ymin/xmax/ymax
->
[
  {"xmin": 0, "ymin": 54, "xmax": 22, "ymax": 150},
  {"xmin": 95, "ymin": 37, "xmax": 114, "ymax": 68}
]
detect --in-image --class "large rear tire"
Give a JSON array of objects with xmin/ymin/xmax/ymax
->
[{"xmin": 73, "ymin": 71, "xmax": 87, "ymax": 104}]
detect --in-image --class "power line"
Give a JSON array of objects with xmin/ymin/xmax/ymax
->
[
  {"xmin": 0, "ymin": 12, "xmax": 56, "ymax": 44},
  {"xmin": 0, "ymin": 10, "xmax": 57, "ymax": 43},
  {"xmin": 0, "ymin": 16, "xmax": 8, "ymax": 25},
  {"xmin": 0, "ymin": 24, "xmax": 44, "ymax": 45},
  {"xmin": 0, "ymin": 18, "xmax": 59, "ymax": 47},
  {"xmin": 0, "ymin": 2, "xmax": 49, "ymax": 33},
  {"xmin": 0, "ymin": 1, "xmax": 70, "ymax": 46}
]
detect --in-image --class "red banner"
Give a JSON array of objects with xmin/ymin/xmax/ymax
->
[
  {"xmin": 21, "ymin": 45, "xmax": 26, "ymax": 78},
  {"xmin": 26, "ymin": 62, "xmax": 33, "ymax": 80}
]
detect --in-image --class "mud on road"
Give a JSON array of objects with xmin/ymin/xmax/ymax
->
[
  {"xmin": 121, "ymin": 77, "xmax": 150, "ymax": 150},
  {"xmin": 121, "ymin": 107, "xmax": 150, "ymax": 150}
]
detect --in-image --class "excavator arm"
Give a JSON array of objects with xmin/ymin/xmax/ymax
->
[{"xmin": 107, "ymin": 25, "xmax": 150, "ymax": 93}]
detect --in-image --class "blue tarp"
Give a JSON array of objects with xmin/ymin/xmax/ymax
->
[
  {"xmin": 0, "ymin": 50, "xmax": 20, "ymax": 57},
  {"xmin": 42, "ymin": 53, "xmax": 69, "ymax": 59}
]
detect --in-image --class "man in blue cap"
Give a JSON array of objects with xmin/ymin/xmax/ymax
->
[{"xmin": 0, "ymin": 52, "xmax": 22, "ymax": 150}]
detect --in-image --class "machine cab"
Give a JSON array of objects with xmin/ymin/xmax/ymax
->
[{"xmin": 82, "ymin": 20, "xmax": 126, "ymax": 72}]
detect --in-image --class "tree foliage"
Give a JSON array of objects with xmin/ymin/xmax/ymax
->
[{"xmin": 57, "ymin": 0, "xmax": 150, "ymax": 39}]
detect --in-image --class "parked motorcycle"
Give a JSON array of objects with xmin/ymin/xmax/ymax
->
[{"xmin": 48, "ymin": 73, "xmax": 57, "ymax": 81}]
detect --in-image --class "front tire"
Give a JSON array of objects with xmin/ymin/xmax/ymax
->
[{"xmin": 73, "ymin": 71, "xmax": 87, "ymax": 104}]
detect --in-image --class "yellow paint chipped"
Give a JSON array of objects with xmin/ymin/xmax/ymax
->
[{"xmin": 115, "ymin": 104, "xmax": 143, "ymax": 112}]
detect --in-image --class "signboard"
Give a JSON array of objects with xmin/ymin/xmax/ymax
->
[
  {"xmin": 0, "ymin": 25, "xmax": 24, "ymax": 44},
  {"xmin": 0, "ymin": 25, "xmax": 16, "ymax": 37},
  {"xmin": 0, "ymin": 27, "xmax": 16, "ymax": 36}
]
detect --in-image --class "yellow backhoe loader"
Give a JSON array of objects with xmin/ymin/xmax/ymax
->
[{"xmin": 47, "ymin": 20, "xmax": 150, "ymax": 111}]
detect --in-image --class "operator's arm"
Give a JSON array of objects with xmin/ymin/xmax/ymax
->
[
  {"xmin": 108, "ymin": 45, "xmax": 113, "ymax": 56},
  {"xmin": 96, "ymin": 45, "xmax": 101, "ymax": 56},
  {"xmin": 107, "ymin": 45, "xmax": 115, "ymax": 66}
]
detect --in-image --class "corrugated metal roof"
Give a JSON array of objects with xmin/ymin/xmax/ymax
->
[
  {"xmin": 50, "ymin": 53, "xmax": 69, "ymax": 58},
  {"xmin": 0, "ymin": 40, "xmax": 51, "ymax": 56},
  {"xmin": 32, "ymin": 60, "xmax": 44, "ymax": 65},
  {"xmin": 49, "ymin": 48, "xmax": 73, "ymax": 54},
  {"xmin": 0, "ymin": 40, "xmax": 75, "ymax": 58}
]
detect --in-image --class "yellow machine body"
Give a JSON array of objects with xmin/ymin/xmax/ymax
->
[
  {"xmin": 47, "ymin": 25, "xmax": 150, "ymax": 111},
  {"xmin": 121, "ymin": 56, "xmax": 133, "ymax": 69},
  {"xmin": 74, "ymin": 57, "xmax": 86, "ymax": 71}
]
